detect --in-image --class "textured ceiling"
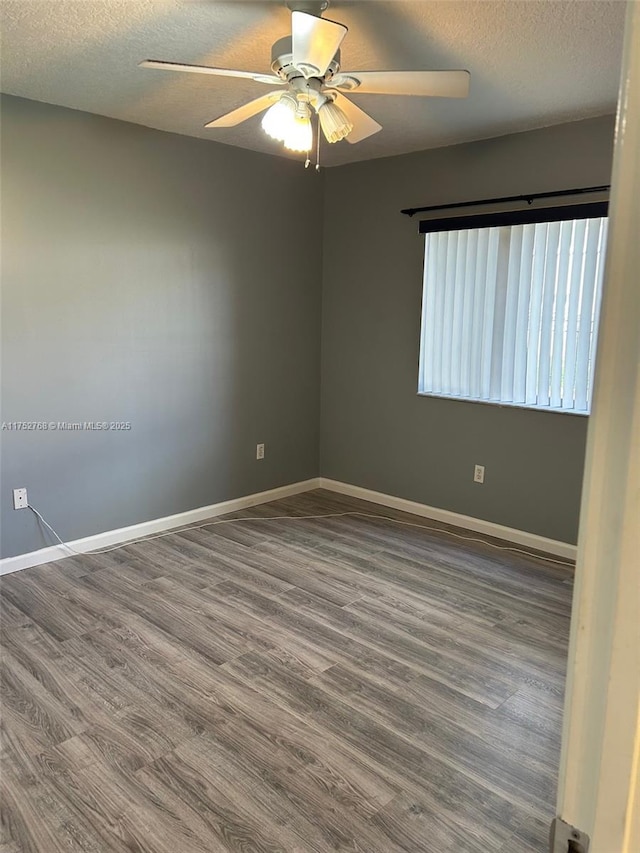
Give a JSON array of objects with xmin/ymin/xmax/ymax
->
[{"xmin": 0, "ymin": 0, "xmax": 627, "ymax": 166}]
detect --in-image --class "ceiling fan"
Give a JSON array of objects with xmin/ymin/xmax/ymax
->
[{"xmin": 140, "ymin": 1, "xmax": 470, "ymax": 157}]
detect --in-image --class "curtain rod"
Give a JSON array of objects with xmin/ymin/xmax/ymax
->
[{"xmin": 400, "ymin": 184, "xmax": 610, "ymax": 218}]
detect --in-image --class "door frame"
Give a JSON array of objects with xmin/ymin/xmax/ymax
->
[{"xmin": 555, "ymin": 2, "xmax": 640, "ymax": 850}]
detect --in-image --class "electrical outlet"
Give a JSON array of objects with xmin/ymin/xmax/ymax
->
[
  {"xmin": 473, "ymin": 464, "xmax": 485, "ymax": 484},
  {"xmin": 256, "ymin": 443, "xmax": 265, "ymax": 460},
  {"xmin": 13, "ymin": 488, "xmax": 28, "ymax": 509}
]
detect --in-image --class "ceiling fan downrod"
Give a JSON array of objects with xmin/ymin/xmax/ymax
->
[{"xmin": 286, "ymin": 1, "xmax": 329, "ymax": 16}]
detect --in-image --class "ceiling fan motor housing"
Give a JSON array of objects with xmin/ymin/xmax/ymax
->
[{"xmin": 270, "ymin": 36, "xmax": 341, "ymax": 84}]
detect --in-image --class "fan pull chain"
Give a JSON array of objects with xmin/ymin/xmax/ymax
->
[
  {"xmin": 303, "ymin": 83, "xmax": 312, "ymax": 169},
  {"xmin": 316, "ymin": 113, "xmax": 321, "ymax": 171}
]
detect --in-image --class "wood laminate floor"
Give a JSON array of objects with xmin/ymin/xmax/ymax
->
[{"xmin": 0, "ymin": 489, "xmax": 573, "ymax": 852}]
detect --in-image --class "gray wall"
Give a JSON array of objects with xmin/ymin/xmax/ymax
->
[
  {"xmin": 1, "ymin": 95, "xmax": 323, "ymax": 559},
  {"xmin": 1, "ymin": 97, "xmax": 616, "ymax": 559},
  {"xmin": 320, "ymin": 116, "xmax": 616, "ymax": 544}
]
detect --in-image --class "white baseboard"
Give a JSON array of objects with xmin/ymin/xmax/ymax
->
[
  {"xmin": 0, "ymin": 478, "xmax": 321, "ymax": 576},
  {"xmin": 1, "ymin": 474, "xmax": 575, "ymax": 575},
  {"xmin": 318, "ymin": 478, "xmax": 577, "ymax": 562}
]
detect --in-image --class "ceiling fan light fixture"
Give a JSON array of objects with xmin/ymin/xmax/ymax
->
[
  {"xmin": 318, "ymin": 99, "xmax": 353, "ymax": 143},
  {"xmin": 282, "ymin": 103, "xmax": 313, "ymax": 152},
  {"xmin": 261, "ymin": 92, "xmax": 298, "ymax": 142},
  {"xmin": 142, "ymin": 8, "xmax": 471, "ymax": 156}
]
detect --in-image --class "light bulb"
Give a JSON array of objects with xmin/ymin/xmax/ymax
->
[
  {"xmin": 318, "ymin": 99, "xmax": 353, "ymax": 144},
  {"xmin": 261, "ymin": 93, "xmax": 297, "ymax": 142},
  {"xmin": 282, "ymin": 104, "xmax": 313, "ymax": 153}
]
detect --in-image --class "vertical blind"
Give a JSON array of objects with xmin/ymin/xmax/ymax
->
[{"xmin": 418, "ymin": 210, "xmax": 608, "ymax": 413}]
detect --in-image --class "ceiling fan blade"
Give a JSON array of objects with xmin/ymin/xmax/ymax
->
[
  {"xmin": 291, "ymin": 11, "xmax": 347, "ymax": 79},
  {"xmin": 139, "ymin": 59, "xmax": 282, "ymax": 86},
  {"xmin": 333, "ymin": 94, "xmax": 382, "ymax": 144},
  {"xmin": 205, "ymin": 91, "xmax": 282, "ymax": 128},
  {"xmin": 333, "ymin": 70, "xmax": 470, "ymax": 98}
]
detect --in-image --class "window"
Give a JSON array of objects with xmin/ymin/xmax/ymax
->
[{"xmin": 418, "ymin": 203, "xmax": 608, "ymax": 414}]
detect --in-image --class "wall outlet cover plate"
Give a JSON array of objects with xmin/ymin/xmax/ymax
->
[{"xmin": 13, "ymin": 488, "xmax": 28, "ymax": 509}]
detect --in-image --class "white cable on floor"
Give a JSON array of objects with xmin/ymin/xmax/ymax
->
[{"xmin": 27, "ymin": 502, "xmax": 575, "ymax": 568}]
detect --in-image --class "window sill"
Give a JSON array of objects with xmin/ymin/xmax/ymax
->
[{"xmin": 416, "ymin": 391, "xmax": 590, "ymax": 417}]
